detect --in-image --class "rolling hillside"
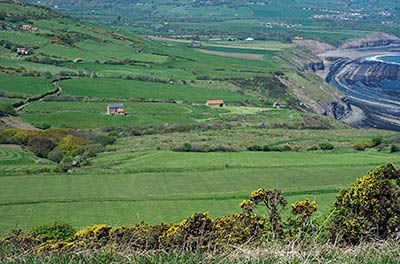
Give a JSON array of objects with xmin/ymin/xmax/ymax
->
[
  {"xmin": 0, "ymin": 0, "xmax": 349, "ymax": 129},
  {"xmin": 20, "ymin": 0, "xmax": 400, "ymax": 44}
]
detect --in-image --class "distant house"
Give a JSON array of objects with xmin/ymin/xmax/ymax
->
[
  {"xmin": 31, "ymin": 27, "xmax": 38, "ymax": 31},
  {"xmin": 206, "ymin": 100, "xmax": 225, "ymax": 108},
  {"xmin": 245, "ymin": 37, "xmax": 254, "ymax": 41},
  {"xmin": 16, "ymin": 48, "xmax": 30, "ymax": 55},
  {"xmin": 293, "ymin": 36, "xmax": 304, "ymax": 40},
  {"xmin": 73, "ymin": 58, "xmax": 83, "ymax": 63},
  {"xmin": 21, "ymin": 25, "xmax": 31, "ymax": 30},
  {"xmin": 273, "ymin": 101, "xmax": 285, "ymax": 109},
  {"xmin": 107, "ymin": 103, "xmax": 125, "ymax": 115}
]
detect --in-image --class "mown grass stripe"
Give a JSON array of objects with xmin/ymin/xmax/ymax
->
[{"xmin": 0, "ymin": 188, "xmax": 340, "ymax": 207}]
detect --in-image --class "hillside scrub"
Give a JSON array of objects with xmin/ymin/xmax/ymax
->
[
  {"xmin": 0, "ymin": 128, "xmax": 115, "ymax": 165},
  {"xmin": 1, "ymin": 164, "xmax": 399, "ymax": 259}
]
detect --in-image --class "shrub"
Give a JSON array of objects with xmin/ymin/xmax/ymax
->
[
  {"xmin": 33, "ymin": 122, "xmax": 51, "ymax": 130},
  {"xmin": 262, "ymin": 145, "xmax": 271, "ymax": 151},
  {"xmin": 319, "ymin": 142, "xmax": 334, "ymax": 150},
  {"xmin": 288, "ymin": 198, "xmax": 318, "ymax": 237},
  {"xmin": 209, "ymin": 145, "xmax": 235, "ymax": 152},
  {"xmin": 183, "ymin": 142, "xmax": 192, "ymax": 152},
  {"xmin": 58, "ymin": 135, "xmax": 90, "ymax": 155},
  {"xmin": 27, "ymin": 136, "xmax": 56, "ymax": 158},
  {"xmin": 247, "ymin": 145, "xmax": 262, "ymax": 151},
  {"xmin": 371, "ymin": 136, "xmax": 385, "ymax": 146},
  {"xmin": 32, "ymin": 222, "xmax": 76, "ymax": 240},
  {"xmin": 328, "ymin": 163, "xmax": 400, "ymax": 244},
  {"xmin": 0, "ymin": 103, "xmax": 15, "ymax": 116},
  {"xmin": 92, "ymin": 134, "xmax": 116, "ymax": 147},
  {"xmin": 354, "ymin": 137, "xmax": 386, "ymax": 151},
  {"xmin": 71, "ymin": 143, "xmax": 104, "ymax": 158},
  {"xmin": 108, "ymin": 131, "xmax": 120, "ymax": 138},
  {"xmin": 390, "ymin": 144, "xmax": 400, "ymax": 153},
  {"xmin": 353, "ymin": 143, "xmax": 367, "ymax": 151},
  {"xmin": 240, "ymin": 188, "xmax": 287, "ymax": 238},
  {"xmin": 47, "ymin": 147, "xmax": 64, "ymax": 163}
]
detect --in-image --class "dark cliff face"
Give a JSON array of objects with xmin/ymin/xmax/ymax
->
[
  {"xmin": 343, "ymin": 39, "xmax": 400, "ymax": 49},
  {"xmin": 326, "ymin": 57, "xmax": 400, "ymax": 131},
  {"xmin": 302, "ymin": 60, "xmax": 352, "ymax": 120},
  {"xmin": 303, "ymin": 61, "xmax": 325, "ymax": 72},
  {"xmin": 324, "ymin": 97, "xmax": 352, "ymax": 120}
]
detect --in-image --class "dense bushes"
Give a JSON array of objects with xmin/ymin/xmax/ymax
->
[
  {"xmin": 247, "ymin": 144, "xmax": 297, "ymax": 152},
  {"xmin": 27, "ymin": 136, "xmax": 56, "ymax": 158},
  {"xmin": 329, "ymin": 163, "xmax": 400, "ymax": 244},
  {"xmin": 318, "ymin": 142, "xmax": 334, "ymax": 150},
  {"xmin": 47, "ymin": 147, "xmax": 64, "ymax": 163},
  {"xmin": 173, "ymin": 143, "xmax": 235, "ymax": 152},
  {"xmin": 0, "ymin": 103, "xmax": 16, "ymax": 116},
  {"xmin": 354, "ymin": 136, "xmax": 385, "ymax": 151},
  {"xmin": 31, "ymin": 222, "xmax": 76, "ymax": 240},
  {"xmin": 0, "ymin": 128, "xmax": 115, "ymax": 168}
]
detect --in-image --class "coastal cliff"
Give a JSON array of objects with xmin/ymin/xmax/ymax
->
[{"xmin": 322, "ymin": 56, "xmax": 400, "ymax": 130}]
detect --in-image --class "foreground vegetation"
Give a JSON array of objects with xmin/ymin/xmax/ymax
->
[{"xmin": 1, "ymin": 163, "xmax": 399, "ymax": 263}]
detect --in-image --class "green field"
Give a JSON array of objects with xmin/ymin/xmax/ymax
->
[
  {"xmin": 201, "ymin": 46, "xmax": 279, "ymax": 56},
  {"xmin": 0, "ymin": 75, "xmax": 53, "ymax": 96},
  {"xmin": 0, "ymin": 145, "xmax": 52, "ymax": 173},
  {"xmin": 18, "ymin": 101, "xmax": 211, "ymax": 128},
  {"xmin": 0, "ymin": 150, "xmax": 399, "ymax": 234},
  {"xmin": 58, "ymin": 78, "xmax": 257, "ymax": 102}
]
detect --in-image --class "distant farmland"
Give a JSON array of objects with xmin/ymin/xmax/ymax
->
[{"xmin": 58, "ymin": 78, "xmax": 256, "ymax": 103}]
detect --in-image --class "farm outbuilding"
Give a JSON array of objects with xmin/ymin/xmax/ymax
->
[
  {"xmin": 206, "ymin": 100, "xmax": 225, "ymax": 108},
  {"xmin": 107, "ymin": 104, "xmax": 125, "ymax": 115}
]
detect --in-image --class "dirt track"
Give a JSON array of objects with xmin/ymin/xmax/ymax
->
[{"xmin": 197, "ymin": 49, "xmax": 264, "ymax": 60}]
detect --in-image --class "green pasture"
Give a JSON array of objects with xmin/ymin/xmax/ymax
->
[
  {"xmin": 58, "ymin": 78, "xmax": 256, "ymax": 102},
  {"xmin": 1, "ymin": 150, "xmax": 399, "ymax": 234},
  {"xmin": 18, "ymin": 110, "xmax": 195, "ymax": 129},
  {"xmin": 88, "ymin": 150, "xmax": 400, "ymax": 171},
  {"xmin": 22, "ymin": 101, "xmax": 192, "ymax": 114},
  {"xmin": 0, "ymin": 97, "xmax": 23, "ymax": 104},
  {"xmin": 0, "ymin": 74, "xmax": 52, "ymax": 95},
  {"xmin": 201, "ymin": 46, "xmax": 278, "ymax": 56},
  {"xmin": 0, "ymin": 57, "xmax": 78, "ymax": 74},
  {"xmin": 0, "ymin": 31, "xmax": 48, "ymax": 47},
  {"xmin": 0, "ymin": 145, "xmax": 51, "ymax": 173}
]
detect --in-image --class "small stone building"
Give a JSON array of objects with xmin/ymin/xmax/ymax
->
[
  {"xmin": 107, "ymin": 104, "xmax": 125, "ymax": 115},
  {"xmin": 206, "ymin": 100, "xmax": 225, "ymax": 108}
]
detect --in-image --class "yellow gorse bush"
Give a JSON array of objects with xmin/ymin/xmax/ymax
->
[
  {"xmin": 329, "ymin": 163, "xmax": 400, "ymax": 244},
  {"xmin": 291, "ymin": 198, "xmax": 317, "ymax": 219}
]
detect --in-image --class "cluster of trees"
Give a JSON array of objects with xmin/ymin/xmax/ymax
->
[{"xmin": 0, "ymin": 128, "xmax": 116, "ymax": 171}]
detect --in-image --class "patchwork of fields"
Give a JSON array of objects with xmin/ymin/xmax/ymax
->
[{"xmin": 1, "ymin": 1, "xmax": 400, "ymax": 243}]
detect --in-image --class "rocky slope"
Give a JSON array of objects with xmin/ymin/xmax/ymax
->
[{"xmin": 323, "ymin": 57, "xmax": 400, "ymax": 130}]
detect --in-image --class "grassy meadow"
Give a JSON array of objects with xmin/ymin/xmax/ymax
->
[
  {"xmin": 1, "ymin": 149, "xmax": 400, "ymax": 234},
  {"xmin": 57, "ymin": 78, "xmax": 256, "ymax": 103},
  {"xmin": 0, "ymin": 74, "xmax": 53, "ymax": 96},
  {"xmin": 0, "ymin": 145, "xmax": 54, "ymax": 173}
]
